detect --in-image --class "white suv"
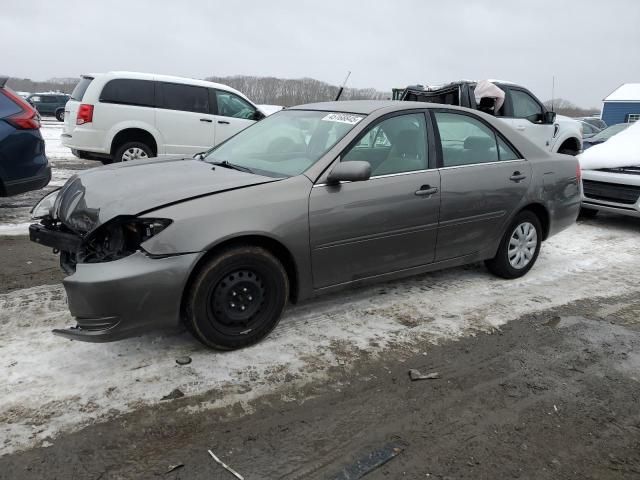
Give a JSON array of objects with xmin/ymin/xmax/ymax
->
[{"xmin": 62, "ymin": 72, "xmax": 265, "ymax": 163}]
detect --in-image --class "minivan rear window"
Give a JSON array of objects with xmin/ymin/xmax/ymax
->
[
  {"xmin": 70, "ymin": 77, "xmax": 93, "ymax": 101},
  {"xmin": 100, "ymin": 79, "xmax": 155, "ymax": 107}
]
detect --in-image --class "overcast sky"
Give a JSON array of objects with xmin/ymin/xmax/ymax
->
[{"xmin": 2, "ymin": 0, "xmax": 639, "ymax": 107}]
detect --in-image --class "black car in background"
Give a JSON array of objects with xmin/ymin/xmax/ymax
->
[
  {"xmin": 27, "ymin": 92, "xmax": 70, "ymax": 121},
  {"xmin": 0, "ymin": 78, "xmax": 51, "ymax": 196}
]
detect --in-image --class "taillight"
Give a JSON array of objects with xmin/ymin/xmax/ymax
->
[
  {"xmin": 1, "ymin": 87, "xmax": 41, "ymax": 129},
  {"xmin": 76, "ymin": 104, "xmax": 94, "ymax": 125},
  {"xmin": 576, "ymin": 163, "xmax": 581, "ymax": 181}
]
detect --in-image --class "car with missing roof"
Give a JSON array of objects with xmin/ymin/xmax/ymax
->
[
  {"xmin": 398, "ymin": 80, "xmax": 583, "ymax": 156},
  {"xmin": 30, "ymin": 101, "xmax": 580, "ymax": 349}
]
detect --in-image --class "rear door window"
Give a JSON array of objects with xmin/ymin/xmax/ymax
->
[
  {"xmin": 157, "ymin": 82, "xmax": 209, "ymax": 114},
  {"xmin": 70, "ymin": 77, "xmax": 93, "ymax": 101},
  {"xmin": 434, "ymin": 111, "xmax": 500, "ymax": 166},
  {"xmin": 100, "ymin": 79, "xmax": 155, "ymax": 107}
]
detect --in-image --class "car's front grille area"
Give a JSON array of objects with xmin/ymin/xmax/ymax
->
[{"xmin": 583, "ymin": 180, "xmax": 640, "ymax": 205}]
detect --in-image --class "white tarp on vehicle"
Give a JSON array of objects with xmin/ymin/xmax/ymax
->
[
  {"xmin": 474, "ymin": 80, "xmax": 505, "ymax": 112},
  {"xmin": 579, "ymin": 121, "xmax": 640, "ymax": 170}
]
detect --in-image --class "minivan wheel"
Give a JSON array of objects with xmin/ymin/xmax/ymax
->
[
  {"xmin": 55, "ymin": 109, "xmax": 64, "ymax": 122},
  {"xmin": 185, "ymin": 246, "xmax": 289, "ymax": 350},
  {"xmin": 485, "ymin": 211, "xmax": 542, "ymax": 279},
  {"xmin": 113, "ymin": 141, "xmax": 152, "ymax": 163}
]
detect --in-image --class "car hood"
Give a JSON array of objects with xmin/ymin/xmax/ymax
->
[{"xmin": 54, "ymin": 156, "xmax": 279, "ymax": 234}]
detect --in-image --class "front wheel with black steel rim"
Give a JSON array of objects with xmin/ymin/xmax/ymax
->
[
  {"xmin": 113, "ymin": 141, "xmax": 152, "ymax": 163},
  {"xmin": 55, "ymin": 109, "xmax": 64, "ymax": 122},
  {"xmin": 485, "ymin": 210, "xmax": 542, "ymax": 279},
  {"xmin": 184, "ymin": 246, "xmax": 289, "ymax": 350}
]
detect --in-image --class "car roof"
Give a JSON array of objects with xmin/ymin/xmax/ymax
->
[
  {"xmin": 83, "ymin": 71, "xmax": 254, "ymax": 104},
  {"xmin": 289, "ymin": 100, "xmax": 483, "ymax": 115}
]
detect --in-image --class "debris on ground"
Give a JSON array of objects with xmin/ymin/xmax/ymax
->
[
  {"xmin": 165, "ymin": 463, "xmax": 184, "ymax": 474},
  {"xmin": 331, "ymin": 442, "xmax": 404, "ymax": 479},
  {"xmin": 207, "ymin": 449, "xmax": 244, "ymax": 480},
  {"xmin": 408, "ymin": 369, "xmax": 441, "ymax": 381},
  {"xmin": 175, "ymin": 356, "xmax": 192, "ymax": 365},
  {"xmin": 161, "ymin": 388, "xmax": 185, "ymax": 401}
]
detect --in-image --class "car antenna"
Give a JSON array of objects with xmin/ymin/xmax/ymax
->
[
  {"xmin": 551, "ymin": 75, "xmax": 555, "ymax": 112},
  {"xmin": 334, "ymin": 71, "xmax": 351, "ymax": 101}
]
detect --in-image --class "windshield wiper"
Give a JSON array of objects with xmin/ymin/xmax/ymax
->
[{"xmin": 210, "ymin": 160, "xmax": 254, "ymax": 174}]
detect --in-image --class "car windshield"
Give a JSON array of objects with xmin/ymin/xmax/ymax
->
[
  {"xmin": 203, "ymin": 110, "xmax": 365, "ymax": 177},
  {"xmin": 590, "ymin": 123, "xmax": 629, "ymax": 141}
]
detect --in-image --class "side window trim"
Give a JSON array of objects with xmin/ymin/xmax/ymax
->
[
  {"xmin": 99, "ymin": 79, "xmax": 156, "ymax": 108},
  {"xmin": 314, "ymin": 109, "xmax": 432, "ymax": 185},
  {"xmin": 156, "ymin": 81, "xmax": 210, "ymax": 114},
  {"xmin": 341, "ymin": 109, "xmax": 431, "ymax": 179},
  {"xmin": 506, "ymin": 87, "xmax": 546, "ymax": 119},
  {"xmin": 215, "ymin": 89, "xmax": 257, "ymax": 118},
  {"xmin": 430, "ymin": 108, "xmax": 525, "ymax": 168}
]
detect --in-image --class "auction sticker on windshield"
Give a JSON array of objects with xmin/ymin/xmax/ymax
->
[{"xmin": 321, "ymin": 113, "xmax": 364, "ymax": 125}]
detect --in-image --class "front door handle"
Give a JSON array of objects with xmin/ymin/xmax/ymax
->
[
  {"xmin": 510, "ymin": 171, "xmax": 527, "ymax": 182},
  {"xmin": 415, "ymin": 185, "xmax": 438, "ymax": 196},
  {"xmin": 515, "ymin": 125, "xmax": 526, "ymax": 131},
  {"xmin": 200, "ymin": 118, "xmax": 212, "ymax": 123},
  {"xmin": 218, "ymin": 120, "xmax": 230, "ymax": 125}
]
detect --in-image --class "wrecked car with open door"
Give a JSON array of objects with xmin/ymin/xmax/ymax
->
[{"xmin": 398, "ymin": 80, "xmax": 583, "ymax": 156}]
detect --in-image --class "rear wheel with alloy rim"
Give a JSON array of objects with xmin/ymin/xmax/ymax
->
[
  {"xmin": 485, "ymin": 210, "xmax": 542, "ymax": 279},
  {"xmin": 185, "ymin": 246, "xmax": 289, "ymax": 350},
  {"xmin": 113, "ymin": 141, "xmax": 152, "ymax": 163}
]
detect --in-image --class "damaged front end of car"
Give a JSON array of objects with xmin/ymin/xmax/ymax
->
[
  {"xmin": 28, "ymin": 177, "xmax": 199, "ymax": 342},
  {"xmin": 30, "ymin": 178, "xmax": 172, "ymax": 274}
]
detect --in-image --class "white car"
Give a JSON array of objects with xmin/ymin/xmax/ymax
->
[
  {"xmin": 62, "ymin": 72, "xmax": 265, "ymax": 163},
  {"xmin": 580, "ymin": 121, "xmax": 640, "ymax": 218}
]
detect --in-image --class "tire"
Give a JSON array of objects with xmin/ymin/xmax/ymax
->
[
  {"xmin": 578, "ymin": 207, "xmax": 599, "ymax": 219},
  {"xmin": 485, "ymin": 210, "xmax": 542, "ymax": 279},
  {"xmin": 55, "ymin": 109, "xmax": 65, "ymax": 122},
  {"xmin": 184, "ymin": 246, "xmax": 289, "ymax": 350},
  {"xmin": 113, "ymin": 141, "xmax": 153, "ymax": 163}
]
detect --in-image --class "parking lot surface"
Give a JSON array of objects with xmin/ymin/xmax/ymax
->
[{"xmin": 0, "ymin": 121, "xmax": 639, "ymax": 478}]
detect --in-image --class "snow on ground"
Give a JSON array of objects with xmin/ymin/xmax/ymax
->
[{"xmin": 1, "ymin": 219, "xmax": 640, "ymax": 455}]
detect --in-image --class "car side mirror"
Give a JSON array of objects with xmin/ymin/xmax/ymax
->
[
  {"xmin": 544, "ymin": 111, "xmax": 556, "ymax": 124},
  {"xmin": 253, "ymin": 110, "xmax": 265, "ymax": 121},
  {"xmin": 327, "ymin": 161, "xmax": 371, "ymax": 184}
]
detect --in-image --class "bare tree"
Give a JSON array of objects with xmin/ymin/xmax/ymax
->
[{"xmin": 543, "ymin": 98, "xmax": 599, "ymax": 117}]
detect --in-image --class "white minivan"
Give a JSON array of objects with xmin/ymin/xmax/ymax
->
[{"xmin": 62, "ymin": 72, "xmax": 265, "ymax": 163}]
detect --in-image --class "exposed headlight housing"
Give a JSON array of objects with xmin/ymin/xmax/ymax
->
[
  {"xmin": 31, "ymin": 189, "xmax": 60, "ymax": 220},
  {"xmin": 79, "ymin": 217, "xmax": 172, "ymax": 263}
]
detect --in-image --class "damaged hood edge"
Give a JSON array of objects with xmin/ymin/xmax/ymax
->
[{"xmin": 54, "ymin": 157, "xmax": 281, "ymax": 235}]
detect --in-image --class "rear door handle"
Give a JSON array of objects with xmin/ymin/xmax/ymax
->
[
  {"xmin": 415, "ymin": 185, "xmax": 439, "ymax": 196},
  {"xmin": 218, "ymin": 120, "xmax": 230, "ymax": 125},
  {"xmin": 510, "ymin": 171, "xmax": 527, "ymax": 182},
  {"xmin": 200, "ymin": 118, "xmax": 212, "ymax": 123},
  {"xmin": 516, "ymin": 125, "xmax": 526, "ymax": 131}
]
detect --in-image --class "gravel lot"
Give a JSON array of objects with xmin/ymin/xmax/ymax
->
[{"xmin": 0, "ymin": 120, "xmax": 639, "ymax": 478}]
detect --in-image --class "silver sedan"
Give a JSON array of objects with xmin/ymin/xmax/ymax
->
[{"xmin": 30, "ymin": 101, "xmax": 581, "ymax": 349}]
